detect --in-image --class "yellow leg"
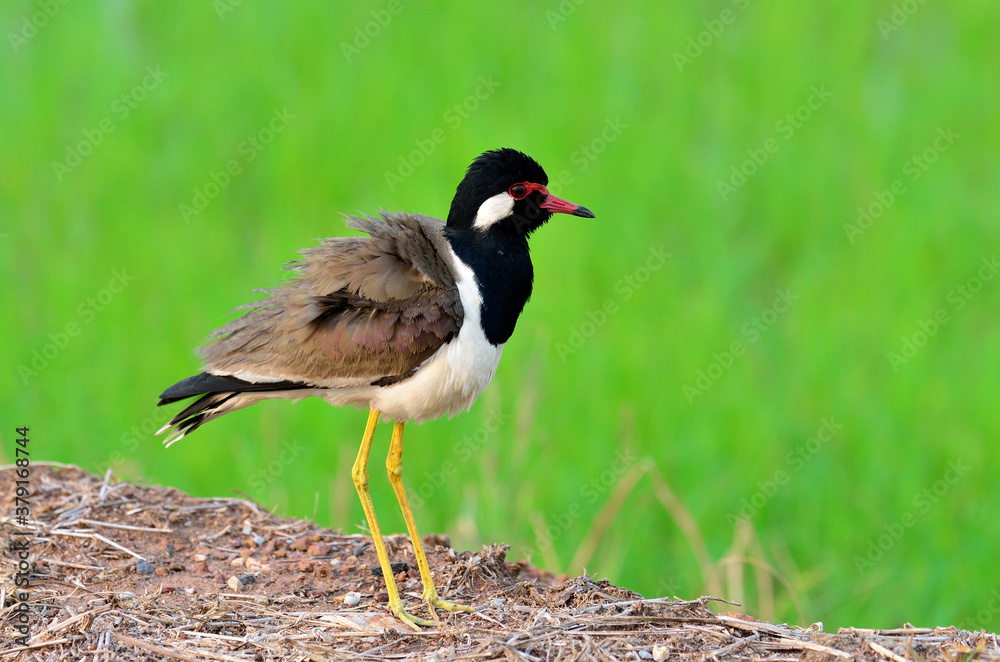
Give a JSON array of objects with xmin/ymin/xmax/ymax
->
[
  {"xmin": 387, "ymin": 420, "xmax": 475, "ymax": 618},
  {"xmin": 351, "ymin": 408, "xmax": 433, "ymax": 629}
]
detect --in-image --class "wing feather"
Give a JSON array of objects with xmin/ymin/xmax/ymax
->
[{"xmin": 198, "ymin": 213, "xmax": 463, "ymax": 386}]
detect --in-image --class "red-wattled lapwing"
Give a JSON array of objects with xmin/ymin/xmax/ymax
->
[{"xmin": 157, "ymin": 148, "xmax": 594, "ymax": 629}]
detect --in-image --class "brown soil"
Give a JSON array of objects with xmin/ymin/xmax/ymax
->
[{"xmin": 2, "ymin": 464, "xmax": 998, "ymax": 661}]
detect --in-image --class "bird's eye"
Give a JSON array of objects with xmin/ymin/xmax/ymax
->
[{"xmin": 508, "ymin": 183, "xmax": 529, "ymax": 200}]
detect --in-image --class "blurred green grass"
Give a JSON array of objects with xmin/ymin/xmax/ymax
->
[{"xmin": 2, "ymin": 1, "xmax": 999, "ymax": 630}]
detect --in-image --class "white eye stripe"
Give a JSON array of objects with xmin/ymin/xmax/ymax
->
[{"xmin": 472, "ymin": 192, "xmax": 516, "ymax": 230}]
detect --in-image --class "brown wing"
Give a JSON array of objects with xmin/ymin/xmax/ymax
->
[{"xmin": 198, "ymin": 212, "xmax": 463, "ymax": 386}]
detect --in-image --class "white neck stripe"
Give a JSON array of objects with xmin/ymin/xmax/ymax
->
[{"xmin": 472, "ymin": 192, "xmax": 515, "ymax": 230}]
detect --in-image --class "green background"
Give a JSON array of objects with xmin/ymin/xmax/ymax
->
[{"xmin": 3, "ymin": 2, "xmax": 998, "ymax": 631}]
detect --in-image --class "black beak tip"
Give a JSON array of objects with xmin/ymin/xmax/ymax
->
[{"xmin": 572, "ymin": 206, "xmax": 595, "ymax": 219}]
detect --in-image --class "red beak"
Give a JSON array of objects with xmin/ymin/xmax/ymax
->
[{"xmin": 540, "ymin": 192, "xmax": 595, "ymax": 218}]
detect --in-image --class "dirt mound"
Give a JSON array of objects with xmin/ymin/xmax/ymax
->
[{"xmin": 2, "ymin": 464, "xmax": 997, "ymax": 660}]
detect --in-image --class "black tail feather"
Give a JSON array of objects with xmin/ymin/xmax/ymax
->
[
  {"xmin": 170, "ymin": 392, "xmax": 236, "ymax": 424},
  {"xmin": 158, "ymin": 372, "xmax": 308, "ymax": 405},
  {"xmin": 157, "ymin": 372, "xmax": 313, "ymax": 445}
]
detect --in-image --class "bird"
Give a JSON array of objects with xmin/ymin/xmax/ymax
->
[{"xmin": 156, "ymin": 148, "xmax": 595, "ymax": 629}]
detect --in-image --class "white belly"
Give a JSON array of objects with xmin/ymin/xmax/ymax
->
[
  {"xmin": 372, "ymin": 329, "xmax": 503, "ymax": 422},
  {"xmin": 369, "ymin": 253, "xmax": 502, "ymax": 422}
]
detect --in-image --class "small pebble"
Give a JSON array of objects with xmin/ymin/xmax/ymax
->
[
  {"xmin": 230, "ymin": 557, "xmax": 245, "ymax": 567},
  {"xmin": 134, "ymin": 560, "xmax": 155, "ymax": 575},
  {"xmin": 253, "ymin": 535, "xmax": 266, "ymax": 546},
  {"xmin": 192, "ymin": 553, "xmax": 207, "ymax": 562},
  {"xmin": 242, "ymin": 522, "xmax": 253, "ymax": 535},
  {"xmin": 370, "ymin": 562, "xmax": 408, "ymax": 577},
  {"xmin": 491, "ymin": 598, "xmax": 506, "ymax": 609},
  {"xmin": 115, "ymin": 591, "xmax": 138, "ymax": 608},
  {"xmin": 351, "ymin": 544, "xmax": 366, "ymax": 557},
  {"xmin": 307, "ymin": 542, "xmax": 331, "ymax": 556},
  {"xmin": 344, "ymin": 591, "xmax": 361, "ymax": 607},
  {"xmin": 652, "ymin": 645, "xmax": 668, "ymax": 662},
  {"xmin": 238, "ymin": 574, "xmax": 256, "ymax": 585},
  {"xmin": 638, "ymin": 651, "xmax": 652, "ymax": 660},
  {"xmin": 184, "ymin": 588, "xmax": 195, "ymax": 595},
  {"xmin": 227, "ymin": 576, "xmax": 244, "ymax": 592}
]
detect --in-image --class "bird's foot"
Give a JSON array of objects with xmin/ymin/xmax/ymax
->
[
  {"xmin": 389, "ymin": 601, "xmax": 437, "ymax": 630},
  {"xmin": 424, "ymin": 590, "xmax": 475, "ymax": 615}
]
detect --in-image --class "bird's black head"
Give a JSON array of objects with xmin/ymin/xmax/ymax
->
[
  {"xmin": 445, "ymin": 148, "xmax": 595, "ymax": 237},
  {"xmin": 443, "ymin": 149, "xmax": 594, "ymax": 347}
]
